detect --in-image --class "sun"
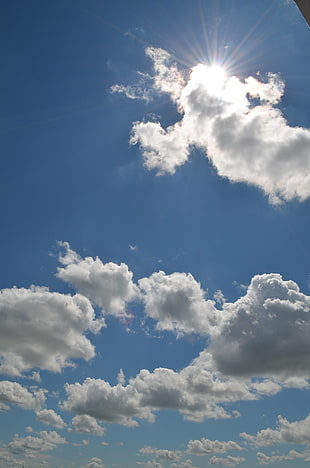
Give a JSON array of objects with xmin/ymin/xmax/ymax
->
[
  {"xmin": 191, "ymin": 63, "xmax": 227, "ymax": 95},
  {"xmin": 204, "ymin": 65, "xmax": 227, "ymax": 94}
]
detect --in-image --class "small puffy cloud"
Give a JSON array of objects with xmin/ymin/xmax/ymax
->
[
  {"xmin": 70, "ymin": 414, "xmax": 105, "ymax": 436},
  {"xmin": 187, "ymin": 438, "xmax": 243, "ymax": 455},
  {"xmin": 0, "ymin": 285, "xmax": 104, "ymax": 376},
  {"xmin": 139, "ymin": 446, "xmax": 181, "ymax": 462},
  {"xmin": 8, "ymin": 431, "xmax": 66, "ymax": 457},
  {"xmin": 138, "ymin": 271, "xmax": 217, "ymax": 336},
  {"xmin": 128, "ymin": 47, "xmax": 310, "ymax": 204},
  {"xmin": 241, "ymin": 413, "xmax": 310, "ymax": 446},
  {"xmin": 80, "ymin": 457, "xmax": 105, "ymax": 468},
  {"xmin": 36, "ymin": 409, "xmax": 66, "ymax": 429},
  {"xmin": 257, "ymin": 449, "xmax": 306, "ymax": 465},
  {"xmin": 209, "ymin": 455, "xmax": 246, "ymax": 466},
  {"xmin": 0, "ymin": 381, "xmax": 45, "ymax": 411},
  {"xmin": 117, "ymin": 368, "xmax": 126, "ymax": 385},
  {"xmin": 210, "ymin": 273, "xmax": 310, "ymax": 378},
  {"xmin": 170, "ymin": 460, "xmax": 199, "ymax": 468},
  {"xmin": 57, "ymin": 242, "xmax": 139, "ymax": 317},
  {"xmin": 143, "ymin": 461, "xmax": 164, "ymax": 468}
]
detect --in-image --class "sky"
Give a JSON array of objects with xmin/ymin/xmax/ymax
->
[{"xmin": 0, "ymin": 0, "xmax": 310, "ymax": 467}]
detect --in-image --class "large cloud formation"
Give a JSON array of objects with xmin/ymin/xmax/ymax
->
[
  {"xmin": 124, "ymin": 47, "xmax": 310, "ymax": 203},
  {"xmin": 0, "ymin": 284, "xmax": 104, "ymax": 376},
  {"xmin": 62, "ymin": 350, "xmax": 256, "ymax": 427},
  {"xmin": 210, "ymin": 273, "xmax": 310, "ymax": 378}
]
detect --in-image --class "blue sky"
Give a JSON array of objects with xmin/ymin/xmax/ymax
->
[{"xmin": 1, "ymin": 1, "xmax": 310, "ymax": 467}]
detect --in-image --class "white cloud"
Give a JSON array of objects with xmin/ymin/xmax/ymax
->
[
  {"xmin": 8, "ymin": 431, "xmax": 66, "ymax": 457},
  {"xmin": 0, "ymin": 381, "xmax": 45, "ymax": 411},
  {"xmin": 139, "ymin": 446, "xmax": 181, "ymax": 462},
  {"xmin": 187, "ymin": 438, "xmax": 243, "ymax": 455},
  {"xmin": 256, "ymin": 449, "xmax": 307, "ymax": 465},
  {"xmin": 210, "ymin": 273, "xmax": 310, "ymax": 378},
  {"xmin": 80, "ymin": 458, "xmax": 105, "ymax": 468},
  {"xmin": 57, "ymin": 242, "xmax": 139, "ymax": 317},
  {"xmin": 170, "ymin": 460, "xmax": 199, "ymax": 468},
  {"xmin": 70, "ymin": 414, "xmax": 105, "ymax": 436},
  {"xmin": 209, "ymin": 455, "xmax": 246, "ymax": 466},
  {"xmin": 145, "ymin": 47, "xmax": 184, "ymax": 101},
  {"xmin": 110, "ymin": 83, "xmax": 151, "ymax": 102},
  {"xmin": 241, "ymin": 413, "xmax": 310, "ymax": 446},
  {"xmin": 36, "ymin": 409, "xmax": 66, "ymax": 429},
  {"xmin": 0, "ymin": 448, "xmax": 22, "ymax": 468},
  {"xmin": 138, "ymin": 271, "xmax": 217, "ymax": 336},
  {"xmin": 129, "ymin": 48, "xmax": 310, "ymax": 203},
  {"xmin": 0, "ymin": 285, "xmax": 104, "ymax": 376},
  {"xmin": 142, "ymin": 461, "xmax": 164, "ymax": 468},
  {"xmin": 63, "ymin": 350, "xmax": 255, "ymax": 427}
]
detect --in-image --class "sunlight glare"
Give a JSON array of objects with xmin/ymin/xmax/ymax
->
[{"xmin": 193, "ymin": 64, "xmax": 227, "ymax": 96}]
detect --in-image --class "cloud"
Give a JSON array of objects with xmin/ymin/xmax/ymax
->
[
  {"xmin": 187, "ymin": 438, "xmax": 243, "ymax": 455},
  {"xmin": 8, "ymin": 431, "xmax": 66, "ymax": 457},
  {"xmin": 110, "ymin": 83, "xmax": 151, "ymax": 102},
  {"xmin": 0, "ymin": 381, "xmax": 45, "ymax": 411},
  {"xmin": 142, "ymin": 461, "xmax": 164, "ymax": 468},
  {"xmin": 70, "ymin": 414, "xmax": 105, "ymax": 436},
  {"xmin": 144, "ymin": 47, "xmax": 184, "ymax": 101},
  {"xmin": 170, "ymin": 460, "xmax": 199, "ymax": 468},
  {"xmin": 127, "ymin": 48, "xmax": 310, "ymax": 203},
  {"xmin": 57, "ymin": 242, "xmax": 139, "ymax": 317},
  {"xmin": 210, "ymin": 273, "xmax": 310, "ymax": 378},
  {"xmin": 139, "ymin": 446, "xmax": 181, "ymax": 462},
  {"xmin": 0, "ymin": 448, "xmax": 22, "ymax": 468},
  {"xmin": 209, "ymin": 455, "xmax": 246, "ymax": 466},
  {"xmin": 80, "ymin": 458, "xmax": 105, "ymax": 468},
  {"xmin": 256, "ymin": 449, "xmax": 308, "ymax": 465},
  {"xmin": 62, "ymin": 350, "xmax": 255, "ymax": 427},
  {"xmin": 138, "ymin": 271, "xmax": 217, "ymax": 336},
  {"xmin": 241, "ymin": 413, "xmax": 310, "ymax": 446},
  {"xmin": 0, "ymin": 285, "xmax": 104, "ymax": 376},
  {"xmin": 36, "ymin": 409, "xmax": 66, "ymax": 429}
]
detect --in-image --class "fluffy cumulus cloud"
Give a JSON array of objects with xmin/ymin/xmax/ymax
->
[
  {"xmin": 63, "ymin": 350, "xmax": 257, "ymax": 427},
  {"xmin": 62, "ymin": 272, "xmax": 310, "ymax": 426},
  {"xmin": 0, "ymin": 285, "xmax": 104, "ymax": 376},
  {"xmin": 8, "ymin": 431, "xmax": 66, "ymax": 457},
  {"xmin": 143, "ymin": 461, "xmax": 164, "ymax": 468},
  {"xmin": 210, "ymin": 273, "xmax": 310, "ymax": 378},
  {"xmin": 140, "ymin": 271, "xmax": 310, "ymax": 381},
  {"xmin": 126, "ymin": 47, "xmax": 310, "ymax": 203},
  {"xmin": 139, "ymin": 446, "xmax": 181, "ymax": 462},
  {"xmin": 241, "ymin": 413, "xmax": 310, "ymax": 446},
  {"xmin": 170, "ymin": 461, "xmax": 199, "ymax": 468},
  {"xmin": 139, "ymin": 271, "xmax": 217, "ymax": 335},
  {"xmin": 0, "ymin": 381, "xmax": 45, "ymax": 411},
  {"xmin": 36, "ymin": 409, "xmax": 66, "ymax": 429},
  {"xmin": 209, "ymin": 455, "xmax": 245, "ymax": 466},
  {"xmin": 55, "ymin": 245, "xmax": 310, "ymax": 383},
  {"xmin": 187, "ymin": 438, "xmax": 243, "ymax": 455},
  {"xmin": 57, "ymin": 242, "xmax": 139, "ymax": 317},
  {"xmin": 256, "ymin": 449, "xmax": 309, "ymax": 465},
  {"xmin": 70, "ymin": 414, "xmax": 105, "ymax": 436},
  {"xmin": 80, "ymin": 457, "xmax": 105, "ymax": 468}
]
